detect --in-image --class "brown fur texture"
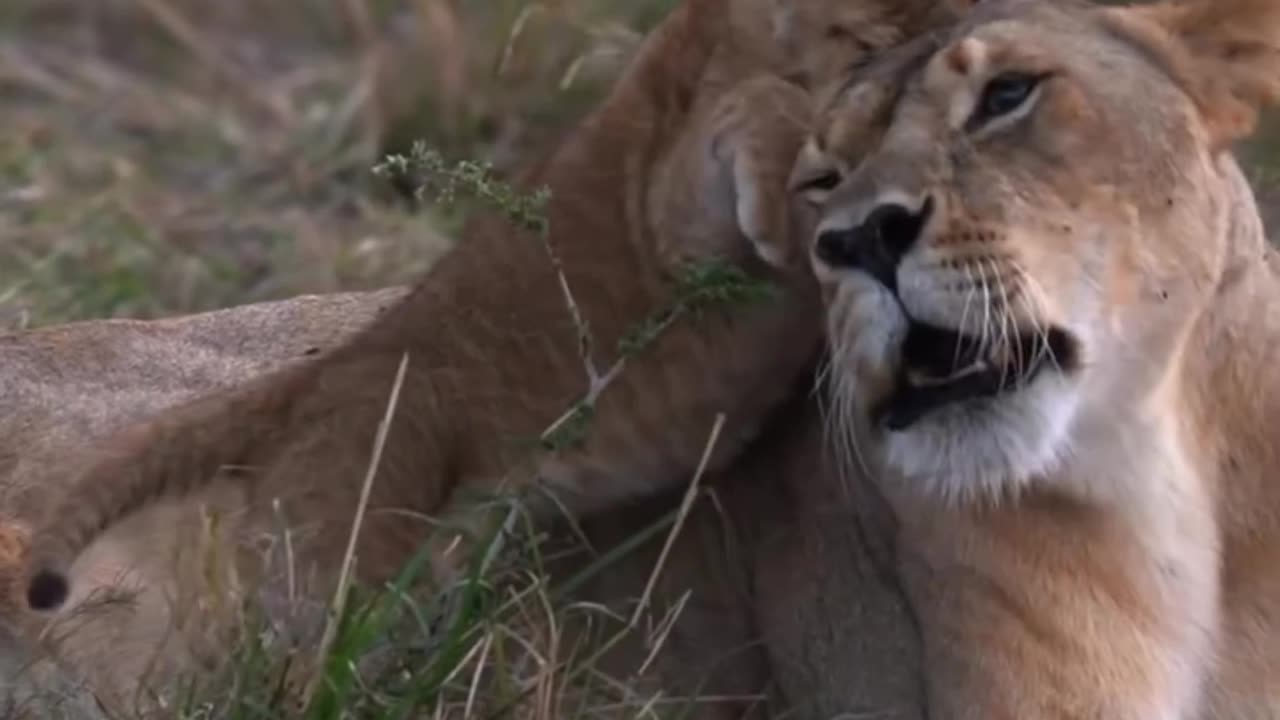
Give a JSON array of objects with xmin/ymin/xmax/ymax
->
[
  {"xmin": 21, "ymin": 0, "xmax": 978, "ymax": 606},
  {"xmin": 0, "ymin": 290, "xmax": 769, "ymax": 718},
  {"xmin": 0, "ymin": 288, "xmax": 929, "ymax": 719},
  {"xmin": 3, "ymin": 0, "xmax": 1020, "ymax": 715},
  {"xmin": 799, "ymin": 0, "xmax": 1280, "ymax": 716},
  {"xmin": 0, "ymin": 290, "xmax": 410, "ymax": 718},
  {"xmin": 23, "ymin": 0, "xmax": 842, "ymax": 607},
  {"xmin": 5, "ymin": 0, "xmax": 974, "ymax": 716}
]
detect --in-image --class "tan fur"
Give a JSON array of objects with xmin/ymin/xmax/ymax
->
[
  {"xmin": 0, "ymin": 290, "xmax": 411, "ymax": 718},
  {"xmin": 0, "ymin": 290, "xmax": 797, "ymax": 718},
  {"xmin": 19, "ymin": 0, "xmax": 979, "ymax": 603},
  {"xmin": 798, "ymin": 0, "xmax": 1280, "ymax": 716},
  {"xmin": 23, "ymin": 0, "xmax": 837, "ymax": 605},
  {"xmin": 0, "ymin": 290, "xmax": 757, "ymax": 718},
  {"xmin": 7, "ymin": 0, "xmax": 974, "ymax": 715},
  {"xmin": 0, "ymin": 288, "xmax": 931, "ymax": 720}
]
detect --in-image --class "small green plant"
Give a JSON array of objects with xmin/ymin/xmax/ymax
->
[
  {"xmin": 375, "ymin": 141, "xmax": 774, "ymax": 455},
  {"xmin": 4, "ymin": 3, "xmax": 755, "ymax": 716},
  {"xmin": 374, "ymin": 144, "xmax": 550, "ymax": 237}
]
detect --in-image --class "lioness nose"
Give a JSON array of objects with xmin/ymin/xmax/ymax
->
[{"xmin": 813, "ymin": 197, "xmax": 933, "ymax": 290}]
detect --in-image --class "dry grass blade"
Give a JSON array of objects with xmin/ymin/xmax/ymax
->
[
  {"xmin": 0, "ymin": 1, "xmax": 777, "ymax": 716},
  {"xmin": 133, "ymin": 0, "xmax": 293, "ymax": 124},
  {"xmin": 630, "ymin": 413, "xmax": 725, "ymax": 627},
  {"xmin": 301, "ymin": 351, "xmax": 411, "ymax": 706}
]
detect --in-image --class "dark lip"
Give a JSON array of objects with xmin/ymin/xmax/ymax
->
[{"xmin": 874, "ymin": 321, "xmax": 1079, "ymax": 431}]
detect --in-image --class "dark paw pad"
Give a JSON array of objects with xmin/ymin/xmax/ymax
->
[{"xmin": 26, "ymin": 570, "xmax": 69, "ymax": 612}]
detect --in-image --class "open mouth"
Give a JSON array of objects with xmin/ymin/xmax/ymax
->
[{"xmin": 876, "ymin": 321, "xmax": 1078, "ymax": 431}]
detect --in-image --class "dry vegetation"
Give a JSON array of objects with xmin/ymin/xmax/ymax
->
[
  {"xmin": 0, "ymin": 2, "xmax": 745, "ymax": 718},
  {"xmin": 3, "ymin": 0, "xmax": 1277, "ymax": 334},
  {"xmin": 0, "ymin": 0, "xmax": 671, "ymax": 329}
]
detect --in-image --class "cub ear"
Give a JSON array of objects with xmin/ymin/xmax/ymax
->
[{"xmin": 1105, "ymin": 0, "xmax": 1280, "ymax": 147}]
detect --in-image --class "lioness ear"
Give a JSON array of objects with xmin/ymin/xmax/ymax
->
[{"xmin": 1106, "ymin": 0, "xmax": 1280, "ymax": 147}]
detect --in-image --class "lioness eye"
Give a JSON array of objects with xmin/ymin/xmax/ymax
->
[{"xmin": 975, "ymin": 71, "xmax": 1043, "ymax": 122}]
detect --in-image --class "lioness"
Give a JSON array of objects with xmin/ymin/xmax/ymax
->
[{"xmin": 797, "ymin": 0, "xmax": 1280, "ymax": 716}]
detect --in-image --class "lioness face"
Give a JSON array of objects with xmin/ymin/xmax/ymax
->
[{"xmin": 794, "ymin": 0, "xmax": 1237, "ymax": 502}]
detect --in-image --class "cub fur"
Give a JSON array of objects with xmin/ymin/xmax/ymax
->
[
  {"xmin": 20, "ymin": 0, "xmax": 896, "ymax": 612},
  {"xmin": 797, "ymin": 0, "xmax": 1280, "ymax": 716},
  {"xmin": 27, "ymin": 0, "xmax": 962, "ymax": 609},
  {"xmin": 22, "ymin": 0, "xmax": 980, "ymax": 612},
  {"xmin": 0, "ymin": 290, "xmax": 410, "ymax": 717},
  {"xmin": 1, "ymin": 288, "xmax": 796, "ymax": 718},
  {"xmin": 12, "ymin": 2, "xmax": 977, "ymax": 712},
  {"xmin": 7, "ymin": 1, "xmax": 977, "ymax": 712}
]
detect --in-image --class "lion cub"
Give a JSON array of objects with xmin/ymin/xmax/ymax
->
[
  {"xmin": 798, "ymin": 0, "xmax": 1280, "ymax": 717},
  {"xmin": 22, "ymin": 0, "xmax": 834, "ymax": 612}
]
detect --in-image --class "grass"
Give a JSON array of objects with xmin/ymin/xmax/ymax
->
[
  {"xmin": 0, "ymin": 0, "xmax": 674, "ymax": 329},
  {"xmin": 0, "ymin": 0, "xmax": 1274, "ymax": 331},
  {"xmin": 14, "ymin": 114, "xmax": 745, "ymax": 719},
  {"xmin": 168, "ymin": 148, "xmax": 767, "ymax": 720},
  {"xmin": 162, "ymin": 489, "xmax": 710, "ymax": 720},
  {"xmin": 145, "ymin": 358, "xmax": 731, "ymax": 719},
  {"xmin": 0, "ymin": 1, "xmax": 741, "ymax": 718}
]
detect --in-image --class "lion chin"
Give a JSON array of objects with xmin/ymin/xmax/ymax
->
[{"xmin": 826, "ymin": 270, "xmax": 1084, "ymax": 504}]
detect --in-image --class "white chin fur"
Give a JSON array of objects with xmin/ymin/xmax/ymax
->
[
  {"xmin": 824, "ymin": 272, "xmax": 1082, "ymax": 505},
  {"xmin": 879, "ymin": 373, "xmax": 1080, "ymax": 504}
]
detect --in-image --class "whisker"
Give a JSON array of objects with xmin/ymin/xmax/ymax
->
[
  {"xmin": 994, "ymin": 265, "xmax": 1026, "ymax": 386},
  {"xmin": 1010, "ymin": 261, "xmax": 1063, "ymax": 375},
  {"xmin": 814, "ymin": 351, "xmax": 836, "ymax": 389},
  {"xmin": 954, "ymin": 263, "xmax": 978, "ymax": 371},
  {"xmin": 987, "ymin": 258, "xmax": 1013, "ymax": 392},
  {"xmin": 822, "ymin": 321, "xmax": 867, "ymax": 500},
  {"xmin": 834, "ymin": 297, "xmax": 882, "ymax": 493},
  {"xmin": 840, "ymin": 365, "xmax": 874, "ymax": 490},
  {"xmin": 976, "ymin": 258, "xmax": 993, "ymax": 370}
]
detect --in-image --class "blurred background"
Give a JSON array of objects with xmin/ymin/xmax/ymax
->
[
  {"xmin": 1, "ymin": 0, "xmax": 1276, "ymax": 329},
  {"xmin": 0, "ymin": 0, "xmax": 675, "ymax": 328}
]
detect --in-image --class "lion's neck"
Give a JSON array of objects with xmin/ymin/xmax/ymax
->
[
  {"xmin": 1067, "ymin": 157, "xmax": 1280, "ymax": 530},
  {"xmin": 1181, "ymin": 165, "xmax": 1280, "ymax": 544}
]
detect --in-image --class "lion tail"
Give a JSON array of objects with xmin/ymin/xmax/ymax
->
[{"xmin": 24, "ymin": 361, "xmax": 317, "ymax": 613}]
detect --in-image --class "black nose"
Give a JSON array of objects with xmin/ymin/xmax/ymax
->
[{"xmin": 814, "ymin": 197, "xmax": 934, "ymax": 291}]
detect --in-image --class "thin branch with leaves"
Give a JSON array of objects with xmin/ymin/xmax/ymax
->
[{"xmin": 374, "ymin": 141, "xmax": 774, "ymax": 452}]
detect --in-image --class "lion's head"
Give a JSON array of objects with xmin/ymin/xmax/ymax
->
[
  {"xmin": 765, "ymin": 0, "xmax": 965, "ymax": 89},
  {"xmin": 794, "ymin": 0, "xmax": 1280, "ymax": 502}
]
